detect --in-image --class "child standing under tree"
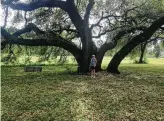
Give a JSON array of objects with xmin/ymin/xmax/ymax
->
[{"xmin": 90, "ymin": 55, "xmax": 97, "ymax": 78}]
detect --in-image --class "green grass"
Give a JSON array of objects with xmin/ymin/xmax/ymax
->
[{"xmin": 1, "ymin": 59, "xmax": 164, "ymax": 121}]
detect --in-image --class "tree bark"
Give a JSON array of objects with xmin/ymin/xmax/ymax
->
[
  {"xmin": 95, "ymin": 42, "xmax": 115, "ymax": 71},
  {"xmin": 107, "ymin": 39, "xmax": 141, "ymax": 74},
  {"xmin": 65, "ymin": 1, "xmax": 96, "ymax": 73},
  {"xmin": 79, "ymin": 28, "xmax": 96, "ymax": 73},
  {"xmin": 95, "ymin": 27, "xmax": 145, "ymax": 71}
]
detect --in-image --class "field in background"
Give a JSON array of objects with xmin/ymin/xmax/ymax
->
[
  {"xmin": 102, "ymin": 57, "xmax": 164, "ymax": 65},
  {"xmin": 1, "ymin": 56, "xmax": 164, "ymax": 67},
  {"xmin": 102, "ymin": 57, "xmax": 164, "ymax": 69}
]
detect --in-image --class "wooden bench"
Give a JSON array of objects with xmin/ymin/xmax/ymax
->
[{"xmin": 24, "ymin": 66, "xmax": 42, "ymax": 72}]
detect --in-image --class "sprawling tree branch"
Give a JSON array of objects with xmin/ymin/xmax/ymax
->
[
  {"xmin": 2, "ymin": 0, "xmax": 67, "ymax": 11},
  {"xmin": 95, "ymin": 26, "xmax": 147, "ymax": 70},
  {"xmin": 53, "ymin": 25, "xmax": 79, "ymax": 35},
  {"xmin": 92, "ymin": 26, "xmax": 126, "ymax": 38},
  {"xmin": 84, "ymin": 0, "xmax": 95, "ymax": 24},
  {"xmin": 2, "ymin": 0, "xmax": 88, "ymax": 50},
  {"xmin": 90, "ymin": 4, "xmax": 147, "ymax": 39},
  {"xmin": 90, "ymin": 13, "xmax": 120, "ymax": 30},
  {"xmin": 66, "ymin": 0, "xmax": 84, "ymax": 36},
  {"xmin": 13, "ymin": 23, "xmax": 45, "ymax": 37},
  {"xmin": 1, "ymin": 25, "xmax": 82, "ymax": 57},
  {"xmin": 107, "ymin": 16, "xmax": 164, "ymax": 73},
  {"xmin": 97, "ymin": 26, "xmax": 147, "ymax": 55}
]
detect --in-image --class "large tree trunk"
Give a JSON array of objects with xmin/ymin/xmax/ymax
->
[
  {"xmin": 95, "ymin": 42, "xmax": 115, "ymax": 71},
  {"xmin": 66, "ymin": 2, "xmax": 96, "ymax": 73},
  {"xmin": 138, "ymin": 42, "xmax": 147, "ymax": 63},
  {"xmin": 95, "ymin": 57, "xmax": 103, "ymax": 71},
  {"xmin": 107, "ymin": 39, "xmax": 141, "ymax": 74},
  {"xmin": 107, "ymin": 16, "xmax": 164, "ymax": 74},
  {"xmin": 79, "ymin": 28, "xmax": 96, "ymax": 73}
]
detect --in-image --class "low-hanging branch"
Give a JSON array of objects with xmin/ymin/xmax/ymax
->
[
  {"xmin": 12, "ymin": 23, "xmax": 79, "ymax": 41},
  {"xmin": 95, "ymin": 26, "xmax": 148, "ymax": 70},
  {"xmin": 13, "ymin": 23, "xmax": 45, "ymax": 37},
  {"xmin": 107, "ymin": 16, "xmax": 164, "ymax": 73},
  {"xmin": 1, "ymin": 25, "xmax": 81, "ymax": 56}
]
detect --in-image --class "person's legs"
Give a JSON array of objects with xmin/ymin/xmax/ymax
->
[
  {"xmin": 93, "ymin": 69, "xmax": 95, "ymax": 78},
  {"xmin": 91, "ymin": 69, "xmax": 93, "ymax": 78}
]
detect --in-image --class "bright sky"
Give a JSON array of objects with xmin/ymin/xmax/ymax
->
[
  {"xmin": 0, "ymin": 5, "xmax": 26, "ymax": 28},
  {"xmin": 0, "ymin": 6, "xmax": 4, "ymax": 26}
]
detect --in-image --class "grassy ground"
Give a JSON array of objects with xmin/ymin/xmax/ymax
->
[{"xmin": 1, "ymin": 59, "xmax": 164, "ymax": 121}]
